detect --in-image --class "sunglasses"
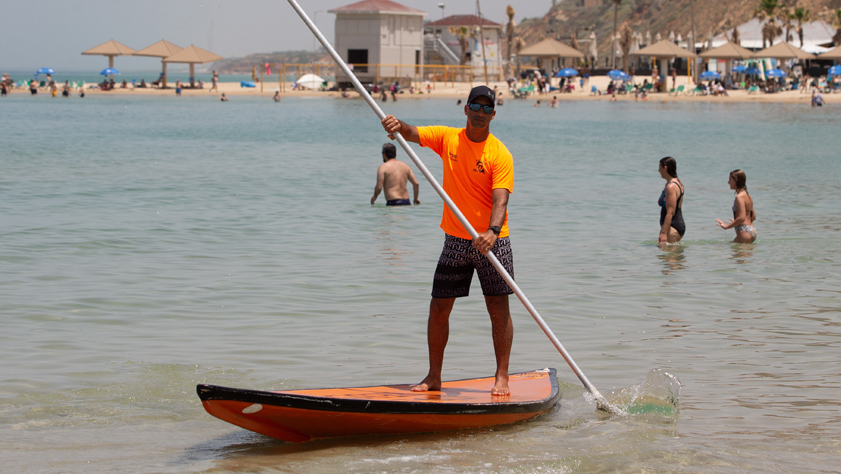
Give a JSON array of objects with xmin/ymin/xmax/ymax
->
[{"xmin": 468, "ymin": 102, "xmax": 495, "ymax": 114}]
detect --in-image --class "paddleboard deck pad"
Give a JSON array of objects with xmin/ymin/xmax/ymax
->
[{"xmin": 197, "ymin": 368, "xmax": 560, "ymax": 442}]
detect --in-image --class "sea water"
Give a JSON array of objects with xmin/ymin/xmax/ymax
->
[{"xmin": 2, "ymin": 93, "xmax": 840, "ymax": 472}]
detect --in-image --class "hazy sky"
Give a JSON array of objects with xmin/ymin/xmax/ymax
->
[{"xmin": 0, "ymin": 0, "xmax": 553, "ymax": 72}]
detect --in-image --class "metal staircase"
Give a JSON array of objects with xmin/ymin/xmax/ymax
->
[{"xmin": 424, "ymin": 34, "xmax": 460, "ymax": 65}]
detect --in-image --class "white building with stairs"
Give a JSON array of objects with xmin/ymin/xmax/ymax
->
[{"xmin": 424, "ymin": 15, "xmax": 503, "ymax": 75}]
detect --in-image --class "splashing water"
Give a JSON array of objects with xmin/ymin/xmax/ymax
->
[{"xmin": 606, "ymin": 369, "xmax": 682, "ymax": 418}]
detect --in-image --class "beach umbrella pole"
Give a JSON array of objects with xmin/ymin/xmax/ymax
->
[{"xmin": 286, "ymin": 0, "xmax": 622, "ymax": 415}]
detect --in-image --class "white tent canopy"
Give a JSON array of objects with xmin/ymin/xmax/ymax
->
[{"xmin": 297, "ymin": 74, "xmax": 325, "ymax": 90}]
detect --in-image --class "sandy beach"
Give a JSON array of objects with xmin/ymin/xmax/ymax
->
[{"xmin": 7, "ymin": 75, "xmax": 823, "ymax": 104}]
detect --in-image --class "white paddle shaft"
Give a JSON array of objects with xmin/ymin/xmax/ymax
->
[{"xmin": 286, "ymin": 0, "xmax": 619, "ymax": 414}]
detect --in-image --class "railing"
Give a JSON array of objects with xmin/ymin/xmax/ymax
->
[
  {"xmin": 337, "ymin": 63, "xmax": 502, "ymax": 89},
  {"xmin": 424, "ymin": 35, "xmax": 461, "ymax": 65},
  {"xmin": 254, "ymin": 62, "xmax": 502, "ymax": 92}
]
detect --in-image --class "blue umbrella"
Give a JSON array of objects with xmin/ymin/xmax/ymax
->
[
  {"xmin": 555, "ymin": 68, "xmax": 579, "ymax": 78},
  {"xmin": 764, "ymin": 68, "xmax": 786, "ymax": 78},
  {"xmin": 100, "ymin": 68, "xmax": 120, "ymax": 76},
  {"xmin": 731, "ymin": 65, "xmax": 747, "ymax": 73},
  {"xmin": 744, "ymin": 66, "xmax": 762, "ymax": 75},
  {"xmin": 699, "ymin": 70, "xmax": 722, "ymax": 80},
  {"xmin": 35, "ymin": 67, "xmax": 55, "ymax": 76},
  {"xmin": 828, "ymin": 65, "xmax": 841, "ymax": 76},
  {"xmin": 607, "ymin": 69, "xmax": 631, "ymax": 81}
]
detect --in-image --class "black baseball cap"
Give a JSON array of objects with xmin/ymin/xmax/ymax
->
[{"xmin": 467, "ymin": 85, "xmax": 495, "ymax": 105}]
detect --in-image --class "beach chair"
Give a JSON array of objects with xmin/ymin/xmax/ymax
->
[
  {"xmin": 671, "ymin": 85, "xmax": 684, "ymax": 96},
  {"xmin": 747, "ymin": 85, "xmax": 759, "ymax": 94},
  {"xmin": 643, "ymin": 83, "xmax": 653, "ymax": 93},
  {"xmin": 691, "ymin": 85, "xmax": 705, "ymax": 96}
]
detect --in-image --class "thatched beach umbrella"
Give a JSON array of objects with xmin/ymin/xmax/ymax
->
[
  {"xmin": 633, "ymin": 39, "xmax": 696, "ymax": 59},
  {"xmin": 818, "ymin": 45, "xmax": 841, "ymax": 60},
  {"xmin": 519, "ymin": 38, "xmax": 584, "ymax": 70},
  {"xmin": 133, "ymin": 40, "xmax": 184, "ymax": 88},
  {"xmin": 753, "ymin": 42, "xmax": 815, "ymax": 60},
  {"xmin": 699, "ymin": 41, "xmax": 755, "ymax": 79},
  {"xmin": 162, "ymin": 45, "xmax": 223, "ymax": 87},
  {"xmin": 632, "ymin": 40, "xmax": 696, "ymax": 86},
  {"xmin": 82, "ymin": 39, "xmax": 136, "ymax": 79},
  {"xmin": 699, "ymin": 41, "xmax": 755, "ymax": 59}
]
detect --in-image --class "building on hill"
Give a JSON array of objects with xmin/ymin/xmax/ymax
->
[
  {"xmin": 329, "ymin": 0, "xmax": 426, "ymax": 87},
  {"xmin": 424, "ymin": 15, "xmax": 503, "ymax": 75}
]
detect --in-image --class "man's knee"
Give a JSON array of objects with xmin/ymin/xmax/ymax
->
[
  {"xmin": 430, "ymin": 297, "xmax": 455, "ymax": 318},
  {"xmin": 485, "ymin": 295, "xmax": 511, "ymax": 319}
]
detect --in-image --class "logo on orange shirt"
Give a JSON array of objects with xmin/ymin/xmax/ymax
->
[
  {"xmin": 448, "ymin": 152, "xmax": 458, "ymax": 162},
  {"xmin": 473, "ymin": 161, "xmax": 485, "ymax": 173}
]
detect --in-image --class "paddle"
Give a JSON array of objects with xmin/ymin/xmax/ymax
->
[{"xmin": 286, "ymin": 0, "xmax": 622, "ymax": 416}]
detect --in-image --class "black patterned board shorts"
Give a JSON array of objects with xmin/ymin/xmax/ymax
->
[{"xmin": 431, "ymin": 234, "xmax": 514, "ymax": 298}]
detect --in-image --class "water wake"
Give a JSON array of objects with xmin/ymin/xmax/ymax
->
[{"xmin": 602, "ymin": 369, "xmax": 682, "ymax": 418}]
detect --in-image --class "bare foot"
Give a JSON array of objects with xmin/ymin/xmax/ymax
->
[
  {"xmin": 410, "ymin": 376, "xmax": 441, "ymax": 392},
  {"xmin": 491, "ymin": 375, "xmax": 510, "ymax": 396}
]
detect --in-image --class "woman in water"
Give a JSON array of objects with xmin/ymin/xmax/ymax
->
[
  {"xmin": 657, "ymin": 156, "xmax": 685, "ymax": 244},
  {"xmin": 716, "ymin": 169, "xmax": 757, "ymax": 243}
]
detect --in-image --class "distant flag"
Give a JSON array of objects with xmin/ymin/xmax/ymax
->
[{"xmin": 265, "ymin": 63, "xmax": 271, "ymax": 75}]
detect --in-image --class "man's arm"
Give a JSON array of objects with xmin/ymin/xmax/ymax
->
[
  {"xmin": 407, "ymin": 167, "xmax": 421, "ymax": 205},
  {"xmin": 382, "ymin": 115, "xmax": 420, "ymax": 144},
  {"xmin": 473, "ymin": 188, "xmax": 509, "ymax": 255},
  {"xmin": 371, "ymin": 165, "xmax": 385, "ymax": 205}
]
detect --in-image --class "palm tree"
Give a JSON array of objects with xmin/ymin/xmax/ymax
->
[
  {"xmin": 755, "ymin": 0, "xmax": 782, "ymax": 48},
  {"xmin": 791, "ymin": 7, "xmax": 811, "ymax": 48},
  {"xmin": 449, "ymin": 26, "xmax": 472, "ymax": 65},
  {"xmin": 612, "ymin": 0, "xmax": 622, "ymax": 68},
  {"xmin": 834, "ymin": 9, "xmax": 841, "ymax": 46},
  {"xmin": 619, "ymin": 23, "xmax": 633, "ymax": 73},
  {"xmin": 515, "ymin": 37, "xmax": 526, "ymax": 77},
  {"xmin": 762, "ymin": 20, "xmax": 783, "ymax": 48},
  {"xmin": 780, "ymin": 7, "xmax": 793, "ymax": 43},
  {"xmin": 506, "ymin": 5, "xmax": 516, "ymax": 77}
]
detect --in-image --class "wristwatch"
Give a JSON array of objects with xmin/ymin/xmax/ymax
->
[{"xmin": 488, "ymin": 226, "xmax": 501, "ymax": 236}]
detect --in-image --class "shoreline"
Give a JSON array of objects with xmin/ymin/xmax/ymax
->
[{"xmin": 5, "ymin": 76, "xmax": 823, "ymax": 104}]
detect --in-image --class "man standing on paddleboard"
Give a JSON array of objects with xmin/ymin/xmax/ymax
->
[
  {"xmin": 371, "ymin": 143, "xmax": 421, "ymax": 206},
  {"xmin": 381, "ymin": 85, "xmax": 515, "ymax": 396}
]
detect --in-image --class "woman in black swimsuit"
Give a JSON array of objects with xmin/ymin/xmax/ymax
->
[{"xmin": 657, "ymin": 156, "xmax": 685, "ymax": 244}]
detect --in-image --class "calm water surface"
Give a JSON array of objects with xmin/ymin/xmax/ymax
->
[{"xmin": 2, "ymin": 93, "xmax": 840, "ymax": 473}]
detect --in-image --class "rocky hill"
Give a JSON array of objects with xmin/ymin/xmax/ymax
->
[
  {"xmin": 215, "ymin": 50, "xmax": 330, "ymax": 74},
  {"xmin": 515, "ymin": 0, "xmax": 840, "ymax": 64}
]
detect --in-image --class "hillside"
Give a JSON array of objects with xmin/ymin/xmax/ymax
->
[
  {"xmin": 516, "ymin": 0, "xmax": 840, "ymax": 64},
  {"xmin": 215, "ymin": 50, "xmax": 331, "ymax": 74}
]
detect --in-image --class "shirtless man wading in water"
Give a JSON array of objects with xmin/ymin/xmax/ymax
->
[{"xmin": 371, "ymin": 143, "xmax": 420, "ymax": 206}]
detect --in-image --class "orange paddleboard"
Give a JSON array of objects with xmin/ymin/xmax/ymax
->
[{"xmin": 197, "ymin": 368, "xmax": 560, "ymax": 442}]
